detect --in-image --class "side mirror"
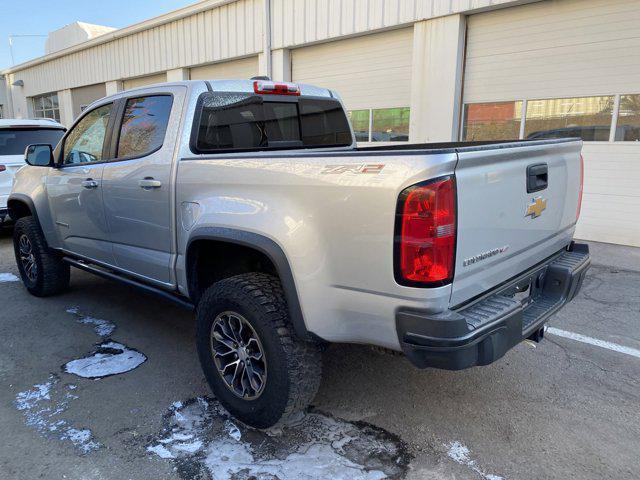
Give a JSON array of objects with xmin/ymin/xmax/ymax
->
[{"xmin": 25, "ymin": 144, "xmax": 54, "ymax": 167}]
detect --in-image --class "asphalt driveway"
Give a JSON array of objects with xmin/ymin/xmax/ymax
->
[{"xmin": 0, "ymin": 227, "xmax": 638, "ymax": 480}]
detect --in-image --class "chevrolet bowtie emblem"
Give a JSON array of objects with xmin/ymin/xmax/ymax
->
[{"xmin": 525, "ymin": 197, "xmax": 547, "ymax": 219}]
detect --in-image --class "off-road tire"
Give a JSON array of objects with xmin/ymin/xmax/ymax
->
[
  {"xmin": 196, "ymin": 272, "xmax": 322, "ymax": 428},
  {"xmin": 13, "ymin": 216, "xmax": 70, "ymax": 297}
]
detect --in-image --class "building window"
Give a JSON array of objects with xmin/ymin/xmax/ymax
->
[
  {"xmin": 32, "ymin": 93, "xmax": 61, "ymax": 122},
  {"xmin": 463, "ymin": 101, "xmax": 523, "ymax": 141},
  {"xmin": 0, "ymin": 104, "xmax": 3, "ymax": 119},
  {"xmin": 524, "ymin": 96, "xmax": 614, "ymax": 141},
  {"xmin": 347, "ymin": 107, "xmax": 410, "ymax": 142},
  {"xmin": 615, "ymin": 94, "xmax": 640, "ymax": 142},
  {"xmin": 348, "ymin": 110, "xmax": 370, "ymax": 142},
  {"xmin": 372, "ymin": 107, "xmax": 410, "ymax": 142}
]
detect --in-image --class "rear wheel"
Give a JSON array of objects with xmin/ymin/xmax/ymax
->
[
  {"xmin": 13, "ymin": 216, "xmax": 70, "ymax": 297},
  {"xmin": 196, "ymin": 273, "xmax": 322, "ymax": 428}
]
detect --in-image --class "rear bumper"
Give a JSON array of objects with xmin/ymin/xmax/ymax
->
[
  {"xmin": 396, "ymin": 242, "xmax": 590, "ymax": 370},
  {"xmin": 0, "ymin": 207, "xmax": 8, "ymax": 225}
]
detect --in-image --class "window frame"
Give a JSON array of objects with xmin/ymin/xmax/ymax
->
[
  {"xmin": 460, "ymin": 94, "xmax": 640, "ymax": 144},
  {"xmin": 188, "ymin": 93, "xmax": 354, "ymax": 155},
  {"xmin": 111, "ymin": 93, "xmax": 174, "ymax": 162},
  {"xmin": 347, "ymin": 107, "xmax": 411, "ymax": 144},
  {"xmin": 32, "ymin": 92, "xmax": 61, "ymax": 122},
  {"xmin": 58, "ymin": 101, "xmax": 116, "ymax": 167}
]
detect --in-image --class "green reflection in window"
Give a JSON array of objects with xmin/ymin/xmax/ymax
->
[{"xmin": 371, "ymin": 107, "xmax": 410, "ymax": 142}]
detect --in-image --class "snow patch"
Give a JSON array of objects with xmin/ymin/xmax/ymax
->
[
  {"xmin": 446, "ymin": 441, "xmax": 504, "ymax": 480},
  {"xmin": 63, "ymin": 341, "xmax": 147, "ymax": 379},
  {"xmin": 0, "ymin": 272, "xmax": 19, "ymax": 282},
  {"xmin": 66, "ymin": 306, "xmax": 116, "ymax": 337},
  {"xmin": 148, "ymin": 397, "xmax": 410, "ymax": 480},
  {"xmin": 14, "ymin": 375, "xmax": 99, "ymax": 454}
]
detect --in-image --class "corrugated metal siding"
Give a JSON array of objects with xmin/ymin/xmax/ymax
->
[
  {"xmin": 291, "ymin": 28, "xmax": 413, "ymax": 110},
  {"xmin": 190, "ymin": 56, "xmax": 258, "ymax": 80},
  {"xmin": 14, "ymin": 0, "xmax": 263, "ymax": 97},
  {"xmin": 464, "ymin": 0, "xmax": 640, "ymax": 102},
  {"xmin": 122, "ymin": 73, "xmax": 168, "ymax": 90},
  {"xmin": 271, "ymin": 0, "xmax": 525, "ymax": 49}
]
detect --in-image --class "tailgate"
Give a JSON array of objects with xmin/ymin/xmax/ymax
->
[{"xmin": 450, "ymin": 139, "xmax": 582, "ymax": 306}]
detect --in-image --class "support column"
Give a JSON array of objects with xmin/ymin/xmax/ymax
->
[
  {"xmin": 166, "ymin": 68, "xmax": 190, "ymax": 82},
  {"xmin": 105, "ymin": 80, "xmax": 123, "ymax": 96},
  {"xmin": 8, "ymin": 75, "xmax": 28, "ymax": 119},
  {"xmin": 58, "ymin": 89, "xmax": 74, "ymax": 127},
  {"xmin": 258, "ymin": 52, "xmax": 269, "ymax": 78},
  {"xmin": 409, "ymin": 14, "xmax": 466, "ymax": 142},
  {"xmin": 270, "ymin": 49, "xmax": 291, "ymax": 82}
]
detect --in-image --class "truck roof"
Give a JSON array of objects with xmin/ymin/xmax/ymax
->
[{"xmin": 101, "ymin": 79, "xmax": 337, "ymax": 101}]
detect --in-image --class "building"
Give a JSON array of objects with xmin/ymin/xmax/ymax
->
[{"xmin": 1, "ymin": 0, "xmax": 639, "ymax": 246}]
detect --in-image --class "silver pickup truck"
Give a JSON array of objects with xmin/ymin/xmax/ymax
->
[{"xmin": 9, "ymin": 79, "xmax": 590, "ymax": 428}]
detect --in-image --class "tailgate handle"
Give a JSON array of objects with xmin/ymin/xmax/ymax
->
[{"xmin": 527, "ymin": 163, "xmax": 548, "ymax": 193}]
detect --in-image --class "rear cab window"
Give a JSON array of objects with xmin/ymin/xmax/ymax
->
[
  {"xmin": 191, "ymin": 92, "xmax": 352, "ymax": 153},
  {"xmin": 116, "ymin": 95, "xmax": 173, "ymax": 159},
  {"xmin": 0, "ymin": 128, "xmax": 65, "ymax": 156}
]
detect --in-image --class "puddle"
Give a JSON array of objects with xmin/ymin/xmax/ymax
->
[
  {"xmin": 63, "ymin": 341, "xmax": 147, "ymax": 379},
  {"xmin": 0, "ymin": 272, "xmax": 19, "ymax": 282},
  {"xmin": 14, "ymin": 374, "xmax": 99, "ymax": 454},
  {"xmin": 66, "ymin": 306, "xmax": 116, "ymax": 337},
  {"xmin": 446, "ymin": 441, "xmax": 504, "ymax": 480},
  {"xmin": 148, "ymin": 397, "xmax": 411, "ymax": 480}
]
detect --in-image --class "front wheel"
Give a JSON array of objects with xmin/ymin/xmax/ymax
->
[
  {"xmin": 13, "ymin": 216, "xmax": 70, "ymax": 297},
  {"xmin": 196, "ymin": 273, "xmax": 322, "ymax": 428}
]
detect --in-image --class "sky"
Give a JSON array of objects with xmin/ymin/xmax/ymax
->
[{"xmin": 0, "ymin": 0, "xmax": 197, "ymax": 70}]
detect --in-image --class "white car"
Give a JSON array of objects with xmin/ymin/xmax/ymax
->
[{"xmin": 0, "ymin": 119, "xmax": 65, "ymax": 224}]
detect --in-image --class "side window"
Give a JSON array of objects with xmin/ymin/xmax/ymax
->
[
  {"xmin": 116, "ymin": 95, "xmax": 173, "ymax": 158},
  {"xmin": 62, "ymin": 104, "xmax": 112, "ymax": 165}
]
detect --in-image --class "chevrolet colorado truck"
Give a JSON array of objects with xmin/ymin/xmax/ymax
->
[{"xmin": 8, "ymin": 79, "xmax": 590, "ymax": 428}]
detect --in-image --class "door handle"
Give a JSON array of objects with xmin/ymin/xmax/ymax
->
[
  {"xmin": 81, "ymin": 178, "xmax": 99, "ymax": 189},
  {"xmin": 138, "ymin": 177, "xmax": 162, "ymax": 189},
  {"xmin": 526, "ymin": 163, "xmax": 548, "ymax": 193}
]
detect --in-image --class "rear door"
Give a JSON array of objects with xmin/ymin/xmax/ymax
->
[
  {"xmin": 101, "ymin": 87, "xmax": 185, "ymax": 286},
  {"xmin": 451, "ymin": 139, "xmax": 582, "ymax": 306}
]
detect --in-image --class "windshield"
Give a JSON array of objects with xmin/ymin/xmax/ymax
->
[{"xmin": 0, "ymin": 128, "xmax": 65, "ymax": 156}]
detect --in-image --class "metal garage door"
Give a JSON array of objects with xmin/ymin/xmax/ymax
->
[
  {"xmin": 463, "ymin": 0, "xmax": 640, "ymax": 247},
  {"xmin": 292, "ymin": 28, "xmax": 413, "ymax": 143},
  {"xmin": 190, "ymin": 56, "xmax": 258, "ymax": 81},
  {"xmin": 123, "ymin": 73, "xmax": 167, "ymax": 91},
  {"xmin": 71, "ymin": 83, "xmax": 106, "ymax": 119}
]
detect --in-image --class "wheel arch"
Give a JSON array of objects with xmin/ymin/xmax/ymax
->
[
  {"xmin": 7, "ymin": 194, "xmax": 38, "ymax": 223},
  {"xmin": 186, "ymin": 227, "xmax": 311, "ymax": 340}
]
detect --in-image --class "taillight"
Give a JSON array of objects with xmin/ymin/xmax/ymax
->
[
  {"xmin": 576, "ymin": 153, "xmax": 584, "ymax": 221},
  {"xmin": 395, "ymin": 176, "xmax": 456, "ymax": 286},
  {"xmin": 253, "ymin": 80, "xmax": 300, "ymax": 96},
  {"xmin": 0, "ymin": 165, "xmax": 5, "ymax": 172}
]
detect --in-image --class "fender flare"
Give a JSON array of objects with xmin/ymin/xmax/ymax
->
[
  {"xmin": 186, "ymin": 227, "xmax": 313, "ymax": 341},
  {"xmin": 7, "ymin": 194, "xmax": 39, "ymax": 224}
]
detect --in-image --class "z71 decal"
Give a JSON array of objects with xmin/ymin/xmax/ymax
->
[{"xmin": 321, "ymin": 164, "xmax": 385, "ymax": 175}]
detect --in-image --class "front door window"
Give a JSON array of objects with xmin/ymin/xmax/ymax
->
[{"xmin": 62, "ymin": 104, "xmax": 112, "ymax": 165}]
